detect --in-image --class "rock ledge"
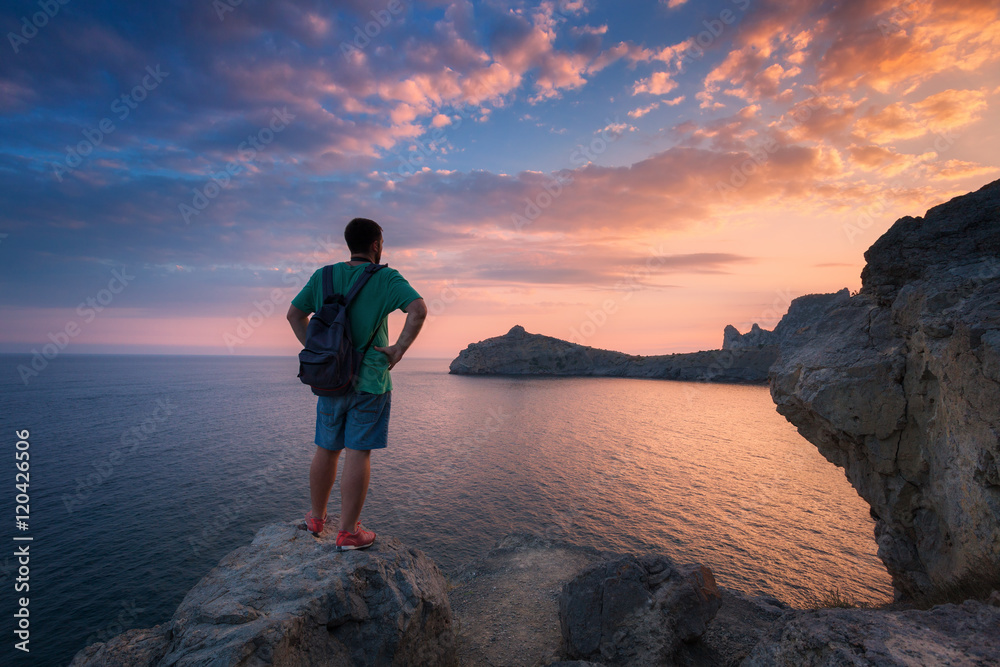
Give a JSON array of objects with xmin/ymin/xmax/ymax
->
[{"xmin": 71, "ymin": 522, "xmax": 457, "ymax": 667}]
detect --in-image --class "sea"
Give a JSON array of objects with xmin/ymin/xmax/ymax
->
[{"xmin": 0, "ymin": 354, "xmax": 893, "ymax": 665}]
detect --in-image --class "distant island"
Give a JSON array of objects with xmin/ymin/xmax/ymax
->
[{"xmin": 449, "ymin": 289, "xmax": 850, "ymax": 385}]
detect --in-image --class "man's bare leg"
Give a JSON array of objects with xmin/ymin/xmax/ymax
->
[
  {"xmin": 309, "ymin": 447, "xmax": 341, "ymax": 521},
  {"xmin": 339, "ymin": 449, "xmax": 371, "ymax": 532}
]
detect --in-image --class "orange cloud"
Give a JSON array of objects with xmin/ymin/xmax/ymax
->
[
  {"xmin": 818, "ymin": 0, "xmax": 1000, "ymax": 93},
  {"xmin": 921, "ymin": 159, "xmax": 999, "ymax": 181},
  {"xmin": 855, "ymin": 89, "xmax": 988, "ymax": 143}
]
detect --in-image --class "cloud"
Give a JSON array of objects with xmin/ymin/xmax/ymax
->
[
  {"xmin": 817, "ymin": 0, "xmax": 1000, "ymax": 93},
  {"xmin": 627, "ymin": 98, "xmax": 684, "ymax": 119},
  {"xmin": 431, "ymin": 114, "xmax": 453, "ymax": 128},
  {"xmin": 775, "ymin": 95, "xmax": 861, "ymax": 142},
  {"xmin": 922, "ymin": 159, "xmax": 999, "ymax": 181},
  {"xmin": 633, "ymin": 71, "xmax": 678, "ymax": 96},
  {"xmin": 628, "ymin": 102, "xmax": 660, "ymax": 118},
  {"xmin": 855, "ymin": 89, "xmax": 988, "ymax": 143},
  {"xmin": 597, "ymin": 121, "xmax": 636, "ymax": 136},
  {"xmin": 846, "ymin": 144, "xmax": 934, "ymax": 177},
  {"xmin": 696, "ymin": 0, "xmax": 1000, "ymax": 111},
  {"xmin": 911, "ymin": 88, "xmax": 989, "ymax": 130},
  {"xmin": 586, "ymin": 40, "xmax": 656, "ymax": 72}
]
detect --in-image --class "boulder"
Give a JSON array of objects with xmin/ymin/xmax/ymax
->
[
  {"xmin": 71, "ymin": 522, "xmax": 457, "ymax": 666},
  {"xmin": 559, "ymin": 555, "xmax": 722, "ymax": 665},
  {"xmin": 742, "ymin": 600, "xmax": 1000, "ymax": 666},
  {"xmin": 770, "ymin": 179, "xmax": 1000, "ymax": 602}
]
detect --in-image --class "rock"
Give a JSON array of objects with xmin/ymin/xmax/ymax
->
[
  {"xmin": 674, "ymin": 588, "xmax": 791, "ymax": 667},
  {"xmin": 71, "ymin": 522, "xmax": 457, "ymax": 667},
  {"xmin": 449, "ymin": 327, "xmax": 778, "ymax": 384},
  {"xmin": 742, "ymin": 600, "xmax": 1000, "ymax": 666},
  {"xmin": 559, "ymin": 555, "xmax": 722, "ymax": 665},
  {"xmin": 722, "ymin": 289, "xmax": 851, "ymax": 351},
  {"xmin": 450, "ymin": 533, "xmax": 611, "ymax": 667},
  {"xmin": 452, "ymin": 534, "xmax": 784, "ymax": 667},
  {"xmin": 723, "ymin": 322, "xmax": 777, "ymax": 350},
  {"xmin": 770, "ymin": 179, "xmax": 1000, "ymax": 602},
  {"xmin": 69, "ymin": 627, "xmax": 171, "ymax": 666}
]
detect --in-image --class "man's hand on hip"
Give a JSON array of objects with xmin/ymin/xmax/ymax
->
[
  {"xmin": 374, "ymin": 298, "xmax": 427, "ymax": 371},
  {"xmin": 373, "ymin": 344, "xmax": 405, "ymax": 370}
]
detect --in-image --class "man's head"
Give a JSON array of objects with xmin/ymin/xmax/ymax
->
[{"xmin": 344, "ymin": 217, "xmax": 383, "ymax": 262}]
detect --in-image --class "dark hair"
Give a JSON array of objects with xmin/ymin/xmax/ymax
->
[{"xmin": 344, "ymin": 218, "xmax": 383, "ymax": 254}]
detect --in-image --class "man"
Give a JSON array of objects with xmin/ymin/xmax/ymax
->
[{"xmin": 287, "ymin": 218, "xmax": 427, "ymax": 551}]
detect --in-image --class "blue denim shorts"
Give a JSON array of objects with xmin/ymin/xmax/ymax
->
[{"xmin": 315, "ymin": 391, "xmax": 391, "ymax": 451}]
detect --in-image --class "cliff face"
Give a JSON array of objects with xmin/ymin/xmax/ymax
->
[
  {"xmin": 71, "ymin": 523, "xmax": 457, "ymax": 666},
  {"xmin": 450, "ymin": 325, "xmax": 778, "ymax": 384},
  {"xmin": 770, "ymin": 179, "xmax": 1000, "ymax": 602}
]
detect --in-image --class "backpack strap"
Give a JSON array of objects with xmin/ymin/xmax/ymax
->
[
  {"xmin": 345, "ymin": 264, "xmax": 387, "ymax": 369},
  {"xmin": 343, "ymin": 263, "xmax": 385, "ymax": 306},
  {"xmin": 342, "ymin": 264, "xmax": 389, "ymax": 366},
  {"xmin": 321, "ymin": 265, "xmax": 336, "ymax": 304}
]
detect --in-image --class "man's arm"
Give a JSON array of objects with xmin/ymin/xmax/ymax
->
[
  {"xmin": 287, "ymin": 304, "xmax": 310, "ymax": 348},
  {"xmin": 373, "ymin": 298, "xmax": 427, "ymax": 370}
]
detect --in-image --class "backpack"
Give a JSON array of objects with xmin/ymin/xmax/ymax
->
[{"xmin": 297, "ymin": 262, "xmax": 386, "ymax": 396}]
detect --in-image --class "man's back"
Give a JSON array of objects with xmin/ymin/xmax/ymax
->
[{"xmin": 291, "ymin": 262, "xmax": 421, "ymax": 394}]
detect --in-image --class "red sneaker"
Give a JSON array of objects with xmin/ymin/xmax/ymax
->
[
  {"xmin": 304, "ymin": 510, "xmax": 327, "ymax": 536},
  {"xmin": 336, "ymin": 522, "xmax": 376, "ymax": 551}
]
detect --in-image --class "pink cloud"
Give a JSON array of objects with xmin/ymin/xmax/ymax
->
[{"xmin": 633, "ymin": 71, "xmax": 678, "ymax": 96}]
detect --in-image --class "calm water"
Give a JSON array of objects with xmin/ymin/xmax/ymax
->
[{"xmin": 0, "ymin": 355, "xmax": 892, "ymax": 665}]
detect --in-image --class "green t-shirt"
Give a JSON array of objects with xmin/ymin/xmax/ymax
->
[{"xmin": 291, "ymin": 262, "xmax": 421, "ymax": 394}]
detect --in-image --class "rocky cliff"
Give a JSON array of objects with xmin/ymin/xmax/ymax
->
[
  {"xmin": 450, "ymin": 325, "xmax": 778, "ymax": 384},
  {"xmin": 71, "ymin": 522, "xmax": 457, "ymax": 667},
  {"xmin": 723, "ymin": 289, "xmax": 851, "ymax": 350},
  {"xmin": 770, "ymin": 179, "xmax": 1000, "ymax": 602}
]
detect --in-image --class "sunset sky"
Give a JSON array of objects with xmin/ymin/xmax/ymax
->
[{"xmin": 1, "ymin": 0, "xmax": 998, "ymax": 358}]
